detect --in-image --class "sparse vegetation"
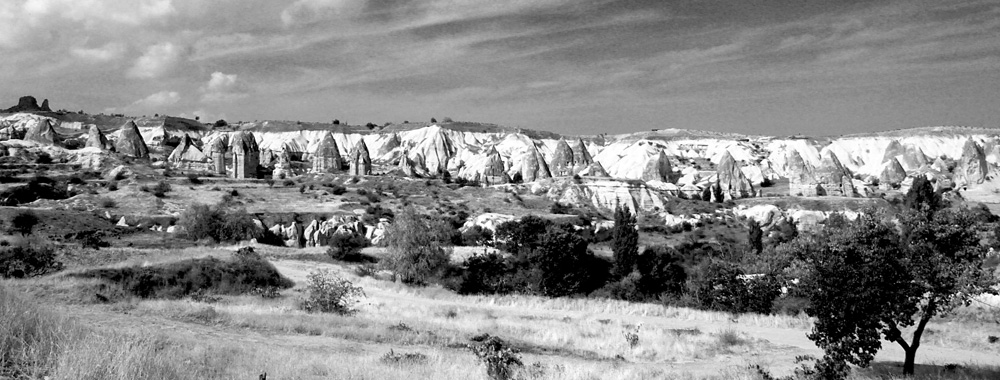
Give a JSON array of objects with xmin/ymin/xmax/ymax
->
[{"xmin": 298, "ymin": 269, "xmax": 364, "ymax": 315}]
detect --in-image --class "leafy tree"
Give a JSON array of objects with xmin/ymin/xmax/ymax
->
[
  {"xmin": 611, "ymin": 205, "xmax": 638, "ymax": 279},
  {"xmin": 380, "ymin": 207, "xmax": 454, "ymax": 285},
  {"xmin": 903, "ymin": 175, "xmax": 941, "ymax": 213},
  {"xmin": 748, "ymin": 219, "xmax": 763, "ymax": 254},
  {"xmin": 494, "ymin": 215, "xmax": 550, "ymax": 254},
  {"xmin": 327, "ymin": 233, "xmax": 370, "ymax": 262},
  {"xmin": 213, "ymin": 119, "xmax": 228, "ymax": 128},
  {"xmin": 177, "ymin": 203, "xmax": 262, "ymax": 243},
  {"xmin": 801, "ymin": 208, "xmax": 997, "ymax": 377},
  {"xmin": 8, "ymin": 211, "xmax": 40, "ymax": 236},
  {"xmin": 636, "ymin": 245, "xmax": 686, "ymax": 297},
  {"xmin": 430, "ymin": 117, "xmax": 437, "ymax": 123},
  {"xmin": 521, "ymin": 225, "xmax": 608, "ymax": 297}
]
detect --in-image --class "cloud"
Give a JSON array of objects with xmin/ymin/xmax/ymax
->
[
  {"xmin": 200, "ymin": 71, "xmax": 248, "ymax": 102},
  {"xmin": 22, "ymin": 0, "xmax": 175, "ymax": 25},
  {"xmin": 280, "ymin": 0, "xmax": 363, "ymax": 26},
  {"xmin": 130, "ymin": 91, "xmax": 180, "ymax": 109},
  {"xmin": 127, "ymin": 42, "xmax": 181, "ymax": 78},
  {"xmin": 71, "ymin": 42, "xmax": 126, "ymax": 62}
]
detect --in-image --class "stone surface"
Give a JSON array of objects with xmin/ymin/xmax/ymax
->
[{"xmin": 115, "ymin": 120, "xmax": 150, "ymax": 159}]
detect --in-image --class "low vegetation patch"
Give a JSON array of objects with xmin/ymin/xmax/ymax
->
[
  {"xmin": 299, "ymin": 269, "xmax": 365, "ymax": 315},
  {"xmin": 70, "ymin": 254, "xmax": 293, "ymax": 299},
  {"xmin": 0, "ymin": 243, "xmax": 62, "ymax": 278}
]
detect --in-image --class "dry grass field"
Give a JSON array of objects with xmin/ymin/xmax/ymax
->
[{"xmin": 3, "ymin": 243, "xmax": 999, "ymax": 380}]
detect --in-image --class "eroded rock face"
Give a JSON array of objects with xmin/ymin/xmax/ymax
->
[
  {"xmin": 85, "ymin": 125, "xmax": 113, "ymax": 151},
  {"xmin": 716, "ymin": 151, "xmax": 754, "ymax": 200},
  {"xmin": 579, "ymin": 161, "xmax": 609, "ymax": 177},
  {"xmin": 641, "ymin": 151, "xmax": 673, "ymax": 182},
  {"xmin": 516, "ymin": 144, "xmax": 551, "ymax": 182},
  {"xmin": 955, "ymin": 138, "xmax": 988, "ymax": 187},
  {"xmin": 116, "ymin": 120, "xmax": 150, "ymax": 159},
  {"xmin": 230, "ymin": 131, "xmax": 259, "ymax": 179},
  {"xmin": 24, "ymin": 120, "xmax": 58, "ymax": 145},
  {"xmin": 572, "ymin": 139, "xmax": 593, "ymax": 172},
  {"xmin": 168, "ymin": 134, "xmax": 208, "ymax": 165},
  {"xmin": 879, "ymin": 157, "xmax": 907, "ymax": 187},
  {"xmin": 349, "ymin": 139, "xmax": 372, "ymax": 176},
  {"xmin": 312, "ymin": 131, "xmax": 342, "ymax": 173},
  {"xmin": 549, "ymin": 139, "xmax": 575, "ymax": 177},
  {"xmin": 303, "ymin": 216, "xmax": 367, "ymax": 247}
]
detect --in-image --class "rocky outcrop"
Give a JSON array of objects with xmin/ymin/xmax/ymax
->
[
  {"xmin": 167, "ymin": 134, "xmax": 208, "ymax": 166},
  {"xmin": 516, "ymin": 144, "xmax": 551, "ymax": 182},
  {"xmin": 348, "ymin": 139, "xmax": 372, "ymax": 176},
  {"xmin": 955, "ymin": 138, "xmax": 989, "ymax": 187},
  {"xmin": 376, "ymin": 133, "xmax": 401, "ymax": 159},
  {"xmin": 549, "ymin": 139, "xmax": 575, "ymax": 177},
  {"xmin": 269, "ymin": 221, "xmax": 303, "ymax": 247},
  {"xmin": 460, "ymin": 213, "xmax": 517, "ymax": 233},
  {"xmin": 23, "ymin": 119, "xmax": 59, "ymax": 145},
  {"xmin": 303, "ymin": 216, "xmax": 367, "ymax": 247},
  {"xmin": 230, "ymin": 131, "xmax": 259, "ymax": 179},
  {"xmin": 641, "ymin": 151, "xmax": 673, "ymax": 182},
  {"xmin": 716, "ymin": 151, "xmax": 754, "ymax": 200},
  {"xmin": 410, "ymin": 126, "xmax": 454, "ymax": 175},
  {"xmin": 572, "ymin": 139, "xmax": 593, "ymax": 173},
  {"xmin": 207, "ymin": 135, "xmax": 228, "ymax": 175},
  {"xmin": 5, "ymin": 96, "xmax": 47, "ymax": 113},
  {"xmin": 579, "ymin": 161, "xmax": 609, "ymax": 177},
  {"xmin": 85, "ymin": 125, "xmax": 113, "ymax": 151},
  {"xmin": 115, "ymin": 120, "xmax": 150, "ymax": 159},
  {"xmin": 878, "ymin": 158, "xmax": 907, "ymax": 188},
  {"xmin": 311, "ymin": 131, "xmax": 342, "ymax": 173},
  {"xmin": 271, "ymin": 146, "xmax": 293, "ymax": 179}
]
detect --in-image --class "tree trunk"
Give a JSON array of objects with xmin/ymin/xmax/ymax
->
[{"xmin": 903, "ymin": 347, "xmax": 917, "ymax": 375}]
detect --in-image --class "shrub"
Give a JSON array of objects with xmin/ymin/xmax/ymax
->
[
  {"xmin": 470, "ymin": 334, "xmax": 522, "ymax": 380},
  {"xmin": 0, "ymin": 243, "xmax": 62, "ymax": 278},
  {"xmin": 35, "ymin": 152, "xmax": 52, "ymax": 164},
  {"xmin": 380, "ymin": 350, "xmax": 428, "ymax": 365},
  {"xmin": 380, "ymin": 207, "xmax": 454, "ymax": 285},
  {"xmin": 299, "ymin": 269, "xmax": 364, "ymax": 315},
  {"xmin": 186, "ymin": 174, "xmax": 202, "ymax": 185},
  {"xmin": 329, "ymin": 184, "xmax": 347, "ymax": 195},
  {"xmin": 98, "ymin": 198, "xmax": 116, "ymax": 208},
  {"xmin": 461, "ymin": 225, "xmax": 493, "ymax": 246},
  {"xmin": 7, "ymin": 211, "xmax": 40, "ymax": 236},
  {"xmin": 67, "ymin": 176, "xmax": 85, "ymax": 185},
  {"xmin": 326, "ymin": 233, "xmax": 371, "ymax": 262},
  {"xmin": 177, "ymin": 203, "xmax": 262, "ymax": 243},
  {"xmin": 107, "ymin": 181, "xmax": 118, "ymax": 191},
  {"xmin": 72, "ymin": 255, "xmax": 293, "ymax": 299},
  {"xmin": 282, "ymin": 179, "xmax": 295, "ymax": 187},
  {"xmin": 456, "ymin": 251, "xmax": 511, "ymax": 295}
]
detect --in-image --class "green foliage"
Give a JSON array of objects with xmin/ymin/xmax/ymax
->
[
  {"xmin": 380, "ymin": 207, "xmax": 454, "ymax": 285},
  {"xmin": 177, "ymin": 203, "xmax": 262, "ymax": 243},
  {"xmin": 512, "ymin": 225, "xmax": 609, "ymax": 297},
  {"xmin": 636, "ymin": 245, "xmax": 687, "ymax": 297},
  {"xmin": 74, "ymin": 255, "xmax": 293, "ymax": 299},
  {"xmin": 800, "ymin": 207, "xmax": 998, "ymax": 377},
  {"xmin": 470, "ymin": 334, "xmax": 522, "ymax": 380},
  {"xmin": 748, "ymin": 219, "xmax": 763, "ymax": 254},
  {"xmin": 299, "ymin": 269, "xmax": 364, "ymax": 315},
  {"xmin": 460, "ymin": 225, "xmax": 493, "ymax": 246},
  {"xmin": 8, "ymin": 211, "xmax": 39, "ymax": 236},
  {"xmin": 186, "ymin": 174, "xmax": 202, "ymax": 185},
  {"xmin": 903, "ymin": 175, "xmax": 941, "ymax": 213},
  {"xmin": 326, "ymin": 233, "xmax": 370, "ymax": 262},
  {"xmin": 611, "ymin": 205, "xmax": 639, "ymax": 279},
  {"xmin": 691, "ymin": 260, "xmax": 780, "ymax": 314},
  {"xmin": 0, "ymin": 243, "xmax": 62, "ymax": 278},
  {"xmin": 494, "ymin": 215, "xmax": 550, "ymax": 254},
  {"xmin": 456, "ymin": 250, "xmax": 511, "ymax": 295}
]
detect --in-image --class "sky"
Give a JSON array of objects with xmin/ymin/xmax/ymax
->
[{"xmin": 1, "ymin": 0, "xmax": 999, "ymax": 136}]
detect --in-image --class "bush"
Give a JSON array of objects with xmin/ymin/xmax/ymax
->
[
  {"xmin": 326, "ymin": 233, "xmax": 371, "ymax": 262},
  {"xmin": 177, "ymin": 203, "xmax": 262, "ymax": 243},
  {"xmin": 299, "ymin": 269, "xmax": 364, "ymax": 314},
  {"xmin": 470, "ymin": 334, "xmax": 523, "ymax": 380},
  {"xmin": 7, "ymin": 211, "xmax": 40, "ymax": 236},
  {"xmin": 73, "ymin": 255, "xmax": 293, "ymax": 299},
  {"xmin": 67, "ymin": 176, "xmax": 85, "ymax": 185},
  {"xmin": 99, "ymin": 198, "xmax": 116, "ymax": 208},
  {"xmin": 35, "ymin": 152, "xmax": 52, "ymax": 164},
  {"xmin": 461, "ymin": 225, "xmax": 493, "ymax": 246},
  {"xmin": 380, "ymin": 207, "xmax": 454, "ymax": 285},
  {"xmin": 283, "ymin": 179, "xmax": 295, "ymax": 187},
  {"xmin": 107, "ymin": 181, "xmax": 118, "ymax": 191},
  {"xmin": 329, "ymin": 184, "xmax": 347, "ymax": 195},
  {"xmin": 186, "ymin": 174, "xmax": 202, "ymax": 185},
  {"xmin": 0, "ymin": 181, "xmax": 70, "ymax": 206},
  {"xmin": 456, "ymin": 251, "xmax": 511, "ymax": 295},
  {"xmin": 141, "ymin": 181, "xmax": 172, "ymax": 198},
  {"xmin": 0, "ymin": 243, "xmax": 62, "ymax": 278}
]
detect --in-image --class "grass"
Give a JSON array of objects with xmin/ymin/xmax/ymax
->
[{"xmin": 3, "ymin": 246, "xmax": 999, "ymax": 380}]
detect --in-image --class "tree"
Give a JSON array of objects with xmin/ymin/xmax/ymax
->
[
  {"xmin": 611, "ymin": 205, "xmax": 638, "ymax": 279},
  {"xmin": 748, "ymin": 219, "xmax": 763, "ymax": 254},
  {"xmin": 904, "ymin": 175, "xmax": 941, "ymax": 213},
  {"xmin": 332, "ymin": 119, "xmax": 340, "ymax": 125},
  {"xmin": 430, "ymin": 117, "xmax": 437, "ymax": 123},
  {"xmin": 214, "ymin": 119, "xmax": 228, "ymax": 128},
  {"xmin": 801, "ymin": 208, "xmax": 997, "ymax": 377},
  {"xmin": 380, "ymin": 207, "xmax": 453, "ymax": 285},
  {"xmin": 636, "ymin": 245, "xmax": 686, "ymax": 297},
  {"xmin": 8, "ymin": 211, "xmax": 39, "ymax": 236}
]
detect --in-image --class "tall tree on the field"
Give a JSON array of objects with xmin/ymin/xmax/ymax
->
[
  {"xmin": 611, "ymin": 204, "xmax": 638, "ymax": 279},
  {"xmin": 904, "ymin": 175, "xmax": 941, "ymax": 213},
  {"xmin": 380, "ymin": 207, "xmax": 453, "ymax": 285},
  {"xmin": 802, "ymin": 208, "xmax": 997, "ymax": 377},
  {"xmin": 747, "ymin": 219, "xmax": 763, "ymax": 254}
]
